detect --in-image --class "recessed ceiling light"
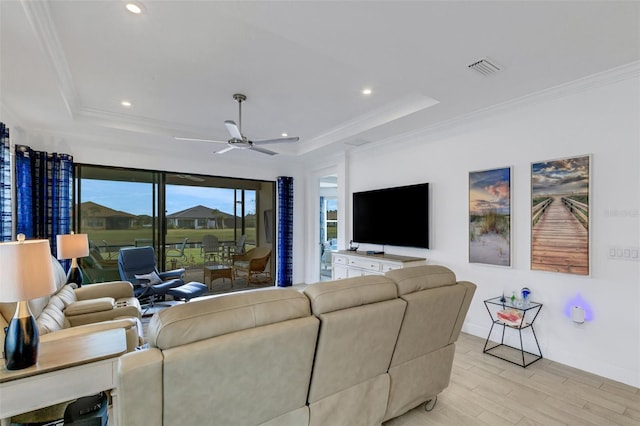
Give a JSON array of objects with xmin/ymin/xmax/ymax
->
[
  {"xmin": 121, "ymin": 100, "xmax": 132, "ymax": 107},
  {"xmin": 362, "ymin": 88, "xmax": 372, "ymax": 95},
  {"xmin": 126, "ymin": 2, "xmax": 143, "ymax": 14},
  {"xmin": 281, "ymin": 133, "xmax": 288, "ymax": 137}
]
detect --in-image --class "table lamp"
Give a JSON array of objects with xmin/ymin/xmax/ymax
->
[
  {"xmin": 0, "ymin": 234, "xmax": 56, "ymax": 370},
  {"xmin": 56, "ymin": 232, "xmax": 89, "ymax": 287}
]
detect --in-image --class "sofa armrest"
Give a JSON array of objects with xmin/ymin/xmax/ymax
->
[
  {"xmin": 66, "ymin": 298, "xmax": 115, "ymax": 316},
  {"xmin": 75, "ymin": 281, "xmax": 135, "ymax": 300},
  {"xmin": 116, "ymin": 349, "xmax": 163, "ymax": 426},
  {"xmin": 40, "ymin": 317, "xmax": 141, "ymax": 349},
  {"xmin": 66, "ymin": 298, "xmax": 141, "ymax": 327}
]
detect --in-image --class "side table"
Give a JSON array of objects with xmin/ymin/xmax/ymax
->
[
  {"xmin": 204, "ymin": 264, "xmax": 234, "ymax": 290},
  {"xmin": 483, "ymin": 296, "xmax": 543, "ymax": 368},
  {"xmin": 0, "ymin": 328, "xmax": 127, "ymax": 426}
]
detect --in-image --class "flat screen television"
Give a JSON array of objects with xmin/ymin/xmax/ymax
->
[{"xmin": 353, "ymin": 183, "xmax": 429, "ymax": 249}]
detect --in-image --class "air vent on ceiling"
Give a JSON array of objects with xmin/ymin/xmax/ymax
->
[{"xmin": 468, "ymin": 58, "xmax": 501, "ymax": 76}]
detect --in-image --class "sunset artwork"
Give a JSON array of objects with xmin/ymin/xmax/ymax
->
[
  {"xmin": 531, "ymin": 155, "xmax": 590, "ymax": 275},
  {"xmin": 469, "ymin": 167, "xmax": 511, "ymax": 266}
]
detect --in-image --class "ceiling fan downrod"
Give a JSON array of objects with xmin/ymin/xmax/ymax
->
[{"xmin": 233, "ymin": 93, "xmax": 246, "ymax": 135}]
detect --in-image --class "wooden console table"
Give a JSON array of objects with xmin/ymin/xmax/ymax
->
[{"xmin": 0, "ymin": 328, "xmax": 127, "ymax": 426}]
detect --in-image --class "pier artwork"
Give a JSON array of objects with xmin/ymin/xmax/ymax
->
[
  {"xmin": 531, "ymin": 195, "xmax": 589, "ymax": 275},
  {"xmin": 531, "ymin": 155, "xmax": 590, "ymax": 276}
]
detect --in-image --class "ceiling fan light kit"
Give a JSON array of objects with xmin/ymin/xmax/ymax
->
[{"xmin": 175, "ymin": 93, "xmax": 299, "ymax": 156}]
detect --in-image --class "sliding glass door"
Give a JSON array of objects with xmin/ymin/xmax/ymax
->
[
  {"xmin": 75, "ymin": 165, "xmax": 274, "ymax": 284},
  {"xmin": 75, "ymin": 167, "xmax": 159, "ymax": 283}
]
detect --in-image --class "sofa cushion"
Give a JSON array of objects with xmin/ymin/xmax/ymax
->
[
  {"xmin": 303, "ymin": 276, "xmax": 405, "ymax": 426},
  {"xmin": 27, "ymin": 295, "xmax": 52, "ymax": 320},
  {"xmin": 148, "ymin": 287, "xmax": 311, "ymax": 350},
  {"xmin": 65, "ymin": 297, "xmax": 115, "ymax": 316},
  {"xmin": 233, "ymin": 260, "xmax": 250, "ymax": 270},
  {"xmin": 48, "ymin": 294, "xmax": 66, "ymax": 312},
  {"xmin": 303, "ymin": 275, "xmax": 398, "ymax": 315},
  {"xmin": 37, "ymin": 304, "xmax": 68, "ymax": 334},
  {"xmin": 57, "ymin": 285, "xmax": 78, "ymax": 307},
  {"xmin": 385, "ymin": 265, "xmax": 457, "ymax": 295}
]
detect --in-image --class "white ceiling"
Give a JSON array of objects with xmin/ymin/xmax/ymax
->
[{"xmin": 1, "ymin": 1, "xmax": 639, "ymax": 160}]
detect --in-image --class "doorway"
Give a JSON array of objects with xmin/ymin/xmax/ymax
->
[{"xmin": 319, "ymin": 175, "xmax": 338, "ymax": 281}]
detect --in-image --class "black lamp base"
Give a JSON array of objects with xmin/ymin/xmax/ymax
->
[
  {"xmin": 67, "ymin": 265, "xmax": 84, "ymax": 288},
  {"xmin": 3, "ymin": 307, "xmax": 39, "ymax": 370}
]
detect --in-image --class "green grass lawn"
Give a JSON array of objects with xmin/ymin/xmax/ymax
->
[
  {"xmin": 84, "ymin": 228, "xmax": 256, "ymax": 270},
  {"xmin": 87, "ymin": 228, "xmax": 254, "ymax": 246}
]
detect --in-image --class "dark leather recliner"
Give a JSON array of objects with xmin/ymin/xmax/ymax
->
[{"xmin": 118, "ymin": 246, "xmax": 186, "ymax": 303}]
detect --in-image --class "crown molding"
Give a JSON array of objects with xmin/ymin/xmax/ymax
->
[
  {"xmin": 20, "ymin": 0, "xmax": 216, "ymax": 140},
  {"xmin": 295, "ymin": 94, "xmax": 440, "ymax": 156},
  {"xmin": 21, "ymin": 0, "xmax": 79, "ymax": 118},
  {"xmin": 359, "ymin": 60, "xmax": 640, "ymax": 153},
  {"xmin": 76, "ymin": 107, "xmax": 215, "ymax": 139}
]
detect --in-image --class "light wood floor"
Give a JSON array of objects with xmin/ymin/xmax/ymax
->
[{"xmin": 384, "ymin": 333, "xmax": 640, "ymax": 426}]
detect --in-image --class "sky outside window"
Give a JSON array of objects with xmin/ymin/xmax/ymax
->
[{"xmin": 81, "ymin": 179, "xmax": 255, "ymax": 216}]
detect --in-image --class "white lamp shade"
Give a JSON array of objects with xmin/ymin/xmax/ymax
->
[
  {"xmin": 0, "ymin": 239, "xmax": 57, "ymax": 302},
  {"xmin": 56, "ymin": 233, "xmax": 89, "ymax": 260}
]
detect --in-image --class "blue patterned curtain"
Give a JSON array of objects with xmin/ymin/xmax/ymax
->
[
  {"xmin": 15, "ymin": 145, "xmax": 73, "ymax": 256},
  {"xmin": 0, "ymin": 123, "xmax": 11, "ymax": 241},
  {"xmin": 276, "ymin": 176, "xmax": 294, "ymax": 287}
]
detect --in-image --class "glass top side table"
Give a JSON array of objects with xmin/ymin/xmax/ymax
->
[{"xmin": 483, "ymin": 296, "xmax": 543, "ymax": 368}]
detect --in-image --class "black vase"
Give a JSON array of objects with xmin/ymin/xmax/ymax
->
[{"xmin": 4, "ymin": 314, "xmax": 39, "ymax": 370}]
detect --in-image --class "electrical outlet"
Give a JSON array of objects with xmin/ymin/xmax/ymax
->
[{"xmin": 608, "ymin": 246, "xmax": 640, "ymax": 261}]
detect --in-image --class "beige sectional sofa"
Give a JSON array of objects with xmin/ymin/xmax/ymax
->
[
  {"xmin": 115, "ymin": 264, "xmax": 476, "ymax": 426},
  {"xmin": 0, "ymin": 255, "xmax": 144, "ymax": 353}
]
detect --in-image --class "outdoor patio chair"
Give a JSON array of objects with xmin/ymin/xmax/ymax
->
[
  {"xmin": 201, "ymin": 234, "xmax": 223, "ymax": 264},
  {"xmin": 222, "ymin": 234, "xmax": 246, "ymax": 264},
  {"xmin": 81, "ymin": 240, "xmax": 121, "ymax": 283},
  {"xmin": 166, "ymin": 237, "xmax": 189, "ymax": 268},
  {"xmin": 232, "ymin": 246, "xmax": 272, "ymax": 285},
  {"xmin": 232, "ymin": 234, "xmax": 247, "ymax": 256}
]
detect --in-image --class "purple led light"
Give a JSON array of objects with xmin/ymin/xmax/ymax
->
[{"xmin": 564, "ymin": 293, "xmax": 594, "ymax": 321}]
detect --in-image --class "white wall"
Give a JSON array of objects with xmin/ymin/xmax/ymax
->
[{"xmin": 302, "ymin": 72, "xmax": 639, "ymax": 387}]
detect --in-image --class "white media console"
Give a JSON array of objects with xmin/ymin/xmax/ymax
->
[{"xmin": 331, "ymin": 250, "xmax": 426, "ymax": 280}]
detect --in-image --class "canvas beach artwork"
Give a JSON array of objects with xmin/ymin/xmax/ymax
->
[
  {"xmin": 469, "ymin": 167, "xmax": 511, "ymax": 266},
  {"xmin": 531, "ymin": 155, "xmax": 590, "ymax": 276}
]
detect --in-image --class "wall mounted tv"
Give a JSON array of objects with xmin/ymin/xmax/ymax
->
[{"xmin": 352, "ymin": 183, "xmax": 429, "ymax": 249}]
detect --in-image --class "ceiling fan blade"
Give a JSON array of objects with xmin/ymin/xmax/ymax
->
[
  {"xmin": 215, "ymin": 146, "xmax": 235, "ymax": 155},
  {"xmin": 252, "ymin": 136, "xmax": 300, "ymax": 145},
  {"xmin": 176, "ymin": 174, "xmax": 205, "ymax": 182},
  {"xmin": 224, "ymin": 120, "xmax": 243, "ymax": 140},
  {"xmin": 174, "ymin": 136, "xmax": 227, "ymax": 144},
  {"xmin": 249, "ymin": 145, "xmax": 278, "ymax": 156}
]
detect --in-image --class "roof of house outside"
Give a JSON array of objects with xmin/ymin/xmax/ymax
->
[
  {"xmin": 166, "ymin": 205, "xmax": 234, "ymax": 219},
  {"xmin": 81, "ymin": 201, "xmax": 136, "ymax": 218}
]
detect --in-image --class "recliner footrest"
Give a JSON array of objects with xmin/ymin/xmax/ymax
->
[{"xmin": 167, "ymin": 282, "xmax": 208, "ymax": 301}]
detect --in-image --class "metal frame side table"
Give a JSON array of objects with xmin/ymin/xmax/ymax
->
[{"xmin": 483, "ymin": 296, "xmax": 543, "ymax": 368}]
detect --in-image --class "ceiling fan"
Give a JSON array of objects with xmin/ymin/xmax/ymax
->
[{"xmin": 175, "ymin": 93, "xmax": 299, "ymax": 156}]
